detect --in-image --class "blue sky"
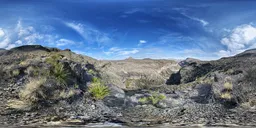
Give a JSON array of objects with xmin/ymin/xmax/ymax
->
[{"xmin": 1, "ymin": 0, "xmax": 256, "ymax": 60}]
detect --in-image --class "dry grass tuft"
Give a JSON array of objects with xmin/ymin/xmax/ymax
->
[
  {"xmin": 59, "ymin": 89, "xmax": 77, "ymax": 99},
  {"xmin": 224, "ymin": 77, "xmax": 233, "ymax": 90},
  {"xmin": 221, "ymin": 92, "xmax": 232, "ymax": 100},
  {"xmin": 19, "ymin": 78, "xmax": 47, "ymax": 103},
  {"xmin": 7, "ymin": 99, "xmax": 32, "ymax": 110}
]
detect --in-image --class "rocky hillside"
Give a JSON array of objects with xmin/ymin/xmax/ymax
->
[
  {"xmin": 0, "ymin": 45, "xmax": 255, "ymax": 127},
  {"xmin": 98, "ymin": 57, "xmax": 180, "ymax": 89}
]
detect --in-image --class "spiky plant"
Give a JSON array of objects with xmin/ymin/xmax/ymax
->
[
  {"xmin": 53, "ymin": 62, "xmax": 69, "ymax": 85},
  {"xmin": 89, "ymin": 78, "xmax": 110, "ymax": 100}
]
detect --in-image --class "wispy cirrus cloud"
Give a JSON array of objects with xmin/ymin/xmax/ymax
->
[
  {"xmin": 64, "ymin": 22, "xmax": 112, "ymax": 46},
  {"xmin": 56, "ymin": 38, "xmax": 81, "ymax": 46},
  {"xmin": 124, "ymin": 8, "xmax": 143, "ymax": 14},
  {"xmin": 181, "ymin": 13, "xmax": 209, "ymax": 26},
  {"xmin": 173, "ymin": 7, "xmax": 209, "ymax": 27},
  {"xmin": 157, "ymin": 33, "xmax": 194, "ymax": 45},
  {"xmin": 104, "ymin": 47, "xmax": 139, "ymax": 56}
]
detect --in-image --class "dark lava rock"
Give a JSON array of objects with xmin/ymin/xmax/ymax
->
[{"xmin": 10, "ymin": 45, "xmax": 52, "ymax": 52}]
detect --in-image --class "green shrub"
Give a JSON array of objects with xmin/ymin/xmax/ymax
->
[
  {"xmin": 26, "ymin": 66, "xmax": 50, "ymax": 77},
  {"xmin": 74, "ymin": 84, "xmax": 79, "ymax": 89},
  {"xmin": 88, "ymin": 69, "xmax": 96, "ymax": 75},
  {"xmin": 53, "ymin": 62, "xmax": 69, "ymax": 85},
  {"xmin": 45, "ymin": 54, "xmax": 69, "ymax": 85},
  {"xmin": 138, "ymin": 97, "xmax": 148, "ymax": 103},
  {"xmin": 139, "ymin": 91, "xmax": 166, "ymax": 105},
  {"xmin": 89, "ymin": 77, "xmax": 110, "ymax": 100},
  {"xmin": 45, "ymin": 53, "xmax": 63, "ymax": 66},
  {"xmin": 12, "ymin": 69, "xmax": 20, "ymax": 77},
  {"xmin": 92, "ymin": 77, "xmax": 101, "ymax": 83}
]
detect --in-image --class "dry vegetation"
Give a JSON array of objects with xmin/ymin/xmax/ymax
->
[
  {"xmin": 139, "ymin": 91, "xmax": 166, "ymax": 106},
  {"xmin": 220, "ymin": 77, "xmax": 233, "ymax": 100}
]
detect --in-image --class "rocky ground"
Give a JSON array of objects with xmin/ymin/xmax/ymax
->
[{"xmin": 0, "ymin": 45, "xmax": 255, "ymax": 127}]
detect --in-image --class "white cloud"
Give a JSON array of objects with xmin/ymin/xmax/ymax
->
[
  {"xmin": 0, "ymin": 38, "xmax": 11, "ymax": 48},
  {"xmin": 73, "ymin": 50, "xmax": 87, "ymax": 55},
  {"xmin": 64, "ymin": 22, "xmax": 111, "ymax": 45},
  {"xmin": 104, "ymin": 47, "xmax": 139, "ymax": 56},
  {"xmin": 16, "ymin": 20, "xmax": 35, "ymax": 38},
  {"xmin": 157, "ymin": 33, "xmax": 193, "ymax": 45},
  {"xmin": 6, "ymin": 44, "xmax": 17, "ymax": 49},
  {"xmin": 218, "ymin": 24, "xmax": 256, "ymax": 57},
  {"xmin": 0, "ymin": 20, "xmax": 60, "ymax": 49},
  {"xmin": 15, "ymin": 40, "xmax": 23, "ymax": 45},
  {"xmin": 125, "ymin": 8, "xmax": 143, "ymax": 14},
  {"xmin": 56, "ymin": 38, "xmax": 78, "ymax": 46},
  {"xmin": 181, "ymin": 13, "xmax": 209, "ymax": 26},
  {"xmin": 140, "ymin": 40, "xmax": 147, "ymax": 44},
  {"xmin": 24, "ymin": 33, "xmax": 43, "ymax": 45},
  {"xmin": 119, "ymin": 49, "xmax": 139, "ymax": 55},
  {"xmin": 0, "ymin": 27, "xmax": 13, "ymax": 49},
  {"xmin": 0, "ymin": 28, "xmax": 5, "ymax": 38},
  {"xmin": 65, "ymin": 22, "xmax": 84, "ymax": 34},
  {"xmin": 15, "ymin": 20, "xmax": 48, "ymax": 45},
  {"xmin": 138, "ymin": 40, "xmax": 147, "ymax": 46}
]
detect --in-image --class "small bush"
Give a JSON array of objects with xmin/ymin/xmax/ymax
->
[
  {"xmin": 138, "ymin": 97, "xmax": 148, "ymax": 103},
  {"xmin": 88, "ymin": 69, "xmax": 96, "ymax": 75},
  {"xmin": 223, "ymin": 77, "xmax": 233, "ymax": 90},
  {"xmin": 45, "ymin": 54, "xmax": 69, "ymax": 85},
  {"xmin": 45, "ymin": 53, "xmax": 63, "ymax": 66},
  {"xmin": 59, "ymin": 88, "xmax": 77, "ymax": 99},
  {"xmin": 139, "ymin": 91, "xmax": 166, "ymax": 105},
  {"xmin": 220, "ymin": 77, "xmax": 233, "ymax": 100},
  {"xmin": 74, "ymin": 84, "xmax": 79, "ymax": 89},
  {"xmin": 19, "ymin": 78, "xmax": 47, "ymax": 103},
  {"xmin": 89, "ymin": 77, "xmax": 110, "ymax": 100},
  {"xmin": 12, "ymin": 69, "xmax": 20, "ymax": 77},
  {"xmin": 92, "ymin": 77, "xmax": 101, "ymax": 83},
  {"xmin": 19, "ymin": 60, "xmax": 29, "ymax": 66},
  {"xmin": 7, "ymin": 78, "xmax": 48, "ymax": 110},
  {"xmin": 125, "ymin": 79, "xmax": 133, "ymax": 88},
  {"xmin": 26, "ymin": 66, "xmax": 50, "ymax": 77},
  {"xmin": 53, "ymin": 62, "xmax": 69, "ymax": 85},
  {"xmin": 221, "ymin": 92, "xmax": 232, "ymax": 100},
  {"xmin": 249, "ymin": 99, "xmax": 256, "ymax": 107}
]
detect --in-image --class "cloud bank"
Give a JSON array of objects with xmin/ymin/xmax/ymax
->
[{"xmin": 218, "ymin": 24, "xmax": 256, "ymax": 57}]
